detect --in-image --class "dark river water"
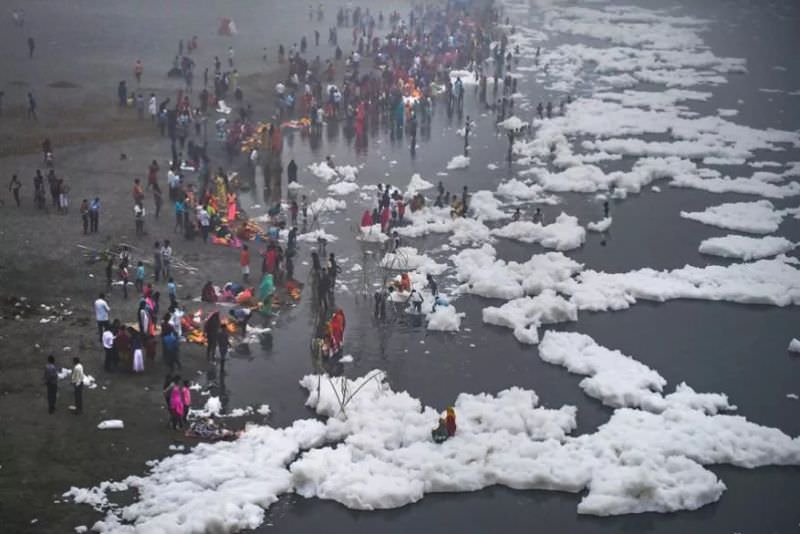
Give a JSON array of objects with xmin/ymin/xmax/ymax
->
[{"xmin": 211, "ymin": 0, "xmax": 800, "ymax": 533}]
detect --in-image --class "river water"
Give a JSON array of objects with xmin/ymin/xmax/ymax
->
[{"xmin": 206, "ymin": 0, "xmax": 800, "ymax": 532}]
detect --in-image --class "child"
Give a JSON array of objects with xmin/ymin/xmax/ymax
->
[
  {"xmin": 169, "ymin": 376, "xmax": 184, "ymax": 430},
  {"xmin": 167, "ymin": 278, "xmax": 177, "ymax": 307},
  {"xmin": 181, "ymin": 380, "xmax": 192, "ymax": 427},
  {"xmin": 119, "ymin": 263, "xmax": 130, "ymax": 299},
  {"xmin": 170, "ymin": 305, "xmax": 185, "ymax": 340},
  {"xmin": 132, "ymin": 330, "xmax": 145, "ymax": 372},
  {"xmin": 105, "ymin": 257, "xmax": 114, "ymax": 291},
  {"xmin": 240, "ymin": 244, "xmax": 250, "ymax": 282},
  {"xmin": 135, "ymin": 262, "xmax": 145, "ymax": 292}
]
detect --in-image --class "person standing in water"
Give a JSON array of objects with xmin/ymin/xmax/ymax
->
[
  {"xmin": 27, "ymin": 92, "xmax": 37, "ymax": 120},
  {"xmin": 71, "ymin": 357, "xmax": 85, "ymax": 415},
  {"xmin": 8, "ymin": 174, "xmax": 21, "ymax": 207},
  {"xmin": 44, "ymin": 355, "xmax": 58, "ymax": 414}
]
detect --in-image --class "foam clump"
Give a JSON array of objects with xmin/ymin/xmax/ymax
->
[
  {"xmin": 308, "ymin": 162, "xmax": 358, "ymax": 182},
  {"xmin": 496, "ymin": 178, "xmax": 560, "ymax": 204},
  {"xmin": 468, "ymin": 190, "xmax": 508, "ymax": 221},
  {"xmin": 380, "ymin": 247, "xmax": 447, "ymax": 275},
  {"xmin": 65, "ymin": 420, "xmax": 328, "ymax": 533},
  {"xmin": 698, "ymin": 235, "xmax": 795, "ymax": 260},
  {"xmin": 406, "ymin": 173, "xmax": 434, "ymax": 196},
  {"xmin": 539, "ymin": 332, "xmax": 733, "ymax": 414},
  {"xmin": 310, "ymin": 197, "xmax": 347, "ymax": 214},
  {"xmin": 426, "ymin": 304, "xmax": 464, "ymax": 332},
  {"xmin": 483, "ymin": 290, "xmax": 578, "ymax": 345},
  {"xmin": 357, "ymin": 224, "xmax": 389, "ymax": 243},
  {"xmin": 587, "ymin": 217, "xmax": 612, "ymax": 232},
  {"xmin": 558, "ymin": 256, "xmax": 800, "ymax": 311},
  {"xmin": 446, "ymin": 155, "xmax": 470, "ymax": 170},
  {"xmin": 490, "ymin": 213, "xmax": 586, "ymax": 251},
  {"xmin": 451, "ymin": 244, "xmax": 583, "ymax": 300},
  {"xmin": 681, "ymin": 200, "xmax": 785, "ymax": 234}
]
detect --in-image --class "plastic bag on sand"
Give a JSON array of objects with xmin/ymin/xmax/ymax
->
[{"xmin": 97, "ymin": 420, "xmax": 124, "ymax": 430}]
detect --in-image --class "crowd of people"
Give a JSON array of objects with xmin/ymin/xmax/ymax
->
[{"xmin": 31, "ymin": 1, "xmax": 523, "ymax": 440}]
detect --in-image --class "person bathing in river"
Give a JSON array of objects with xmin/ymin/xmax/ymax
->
[
  {"xmin": 432, "ymin": 407, "xmax": 457, "ymax": 443},
  {"xmin": 407, "ymin": 288, "xmax": 424, "ymax": 314}
]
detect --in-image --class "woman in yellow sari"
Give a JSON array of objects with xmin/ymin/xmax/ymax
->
[{"xmin": 214, "ymin": 173, "xmax": 227, "ymax": 208}]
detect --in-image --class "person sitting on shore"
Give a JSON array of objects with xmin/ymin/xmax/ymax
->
[
  {"xmin": 186, "ymin": 417, "xmax": 237, "ymax": 441},
  {"xmin": 228, "ymin": 308, "xmax": 252, "ymax": 333},
  {"xmin": 201, "ymin": 281, "xmax": 217, "ymax": 303}
]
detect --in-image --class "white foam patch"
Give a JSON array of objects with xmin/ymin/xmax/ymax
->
[
  {"xmin": 297, "ymin": 229, "xmax": 339, "ymax": 243},
  {"xmin": 558, "ymin": 255, "xmax": 800, "ymax": 311},
  {"xmin": 406, "ymin": 173, "xmax": 434, "ymax": 196},
  {"xmin": 698, "ymin": 235, "xmax": 796, "ymax": 261},
  {"xmin": 290, "ymin": 367, "xmax": 800, "ymax": 516},
  {"xmin": 327, "ymin": 181, "xmax": 359, "ymax": 196},
  {"xmin": 539, "ymin": 332, "xmax": 733, "ymax": 414},
  {"xmin": 587, "ymin": 217, "xmax": 612, "ymax": 232},
  {"xmin": 452, "ymin": 245, "xmax": 583, "ymax": 300},
  {"xmin": 446, "ymin": 155, "xmax": 470, "ymax": 170},
  {"xmin": 680, "ymin": 200, "xmax": 785, "ymax": 234},
  {"xmin": 483, "ymin": 290, "xmax": 578, "ymax": 345},
  {"xmin": 380, "ymin": 247, "xmax": 448, "ymax": 275},
  {"xmin": 309, "ymin": 162, "xmax": 358, "ymax": 182},
  {"xmin": 310, "ymin": 197, "xmax": 347, "ymax": 214},
  {"xmin": 394, "ymin": 207, "xmax": 493, "ymax": 246},
  {"xmin": 357, "ymin": 224, "xmax": 389, "ymax": 243},
  {"xmin": 491, "ymin": 213, "xmax": 586, "ymax": 251},
  {"xmin": 670, "ymin": 173, "xmax": 800, "ymax": 198},
  {"xmin": 426, "ymin": 305, "xmax": 465, "ymax": 332},
  {"xmin": 64, "ymin": 358, "xmax": 800, "ymax": 525},
  {"xmin": 496, "ymin": 179, "xmax": 560, "ymax": 204},
  {"xmin": 449, "ymin": 217, "xmax": 493, "ymax": 246},
  {"xmin": 468, "ymin": 190, "xmax": 508, "ymax": 221},
  {"xmin": 517, "ymin": 157, "xmax": 699, "ymax": 195},
  {"xmin": 64, "ymin": 420, "xmax": 328, "ymax": 533},
  {"xmin": 498, "ymin": 116, "xmax": 529, "ymax": 130}
]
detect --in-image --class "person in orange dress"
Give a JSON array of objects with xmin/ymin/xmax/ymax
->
[{"xmin": 226, "ymin": 192, "xmax": 237, "ymax": 223}]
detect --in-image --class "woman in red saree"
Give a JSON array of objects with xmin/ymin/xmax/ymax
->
[{"xmin": 330, "ymin": 308, "xmax": 345, "ymax": 354}]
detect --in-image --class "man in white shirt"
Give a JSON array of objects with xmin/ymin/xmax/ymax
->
[
  {"xmin": 71, "ymin": 357, "xmax": 85, "ymax": 415},
  {"xmin": 167, "ymin": 169, "xmax": 180, "ymax": 200},
  {"xmin": 197, "ymin": 207, "xmax": 210, "ymax": 243},
  {"xmin": 94, "ymin": 293, "xmax": 110, "ymax": 341},
  {"xmin": 170, "ymin": 305, "xmax": 185, "ymax": 340},
  {"xmin": 102, "ymin": 325, "xmax": 116, "ymax": 372},
  {"xmin": 161, "ymin": 240, "xmax": 173, "ymax": 280}
]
